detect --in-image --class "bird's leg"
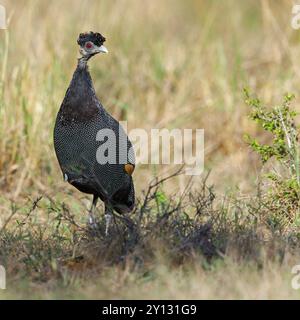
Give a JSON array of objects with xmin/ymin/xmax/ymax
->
[
  {"xmin": 104, "ymin": 204, "xmax": 113, "ymax": 236},
  {"xmin": 87, "ymin": 195, "xmax": 98, "ymax": 229}
]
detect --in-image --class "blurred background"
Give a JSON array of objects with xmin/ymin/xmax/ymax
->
[{"xmin": 0, "ymin": 0, "xmax": 299, "ymax": 209}]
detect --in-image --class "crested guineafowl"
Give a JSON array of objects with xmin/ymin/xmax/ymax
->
[{"xmin": 54, "ymin": 32, "xmax": 135, "ymax": 234}]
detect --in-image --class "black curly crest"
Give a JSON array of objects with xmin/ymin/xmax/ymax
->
[{"xmin": 77, "ymin": 32, "xmax": 106, "ymax": 47}]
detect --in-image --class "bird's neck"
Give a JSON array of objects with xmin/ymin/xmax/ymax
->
[
  {"xmin": 71, "ymin": 58, "xmax": 95, "ymax": 90},
  {"xmin": 78, "ymin": 57, "xmax": 89, "ymax": 69},
  {"xmin": 64, "ymin": 58, "xmax": 97, "ymax": 104},
  {"xmin": 59, "ymin": 58, "xmax": 99, "ymax": 122}
]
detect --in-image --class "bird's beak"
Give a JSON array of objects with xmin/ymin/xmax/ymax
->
[{"xmin": 98, "ymin": 45, "xmax": 108, "ymax": 54}]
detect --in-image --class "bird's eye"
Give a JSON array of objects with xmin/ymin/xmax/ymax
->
[{"xmin": 85, "ymin": 42, "xmax": 93, "ymax": 49}]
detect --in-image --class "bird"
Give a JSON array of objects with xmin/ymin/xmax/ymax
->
[{"xmin": 54, "ymin": 32, "xmax": 135, "ymax": 235}]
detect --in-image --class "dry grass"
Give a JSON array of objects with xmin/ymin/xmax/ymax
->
[
  {"xmin": 1, "ymin": 0, "xmax": 300, "ymax": 299},
  {"xmin": 2, "ymin": 260, "xmax": 300, "ymax": 300}
]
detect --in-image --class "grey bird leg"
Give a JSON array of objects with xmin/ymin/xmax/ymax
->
[
  {"xmin": 104, "ymin": 204, "xmax": 113, "ymax": 236},
  {"xmin": 88, "ymin": 195, "xmax": 98, "ymax": 229}
]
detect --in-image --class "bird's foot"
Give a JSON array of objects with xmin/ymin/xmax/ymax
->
[
  {"xmin": 87, "ymin": 214, "xmax": 99, "ymax": 230},
  {"xmin": 105, "ymin": 213, "xmax": 112, "ymax": 236}
]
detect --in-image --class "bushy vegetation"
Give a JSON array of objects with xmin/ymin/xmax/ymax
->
[
  {"xmin": 1, "ymin": 0, "xmax": 300, "ymax": 299},
  {"xmin": 1, "ymin": 161, "xmax": 300, "ymax": 298},
  {"xmin": 245, "ymin": 90, "xmax": 300, "ymax": 232}
]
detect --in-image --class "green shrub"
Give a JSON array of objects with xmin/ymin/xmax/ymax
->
[{"xmin": 244, "ymin": 89, "xmax": 300, "ymax": 230}]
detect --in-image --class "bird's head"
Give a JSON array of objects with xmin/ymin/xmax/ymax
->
[{"xmin": 77, "ymin": 31, "xmax": 108, "ymax": 60}]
